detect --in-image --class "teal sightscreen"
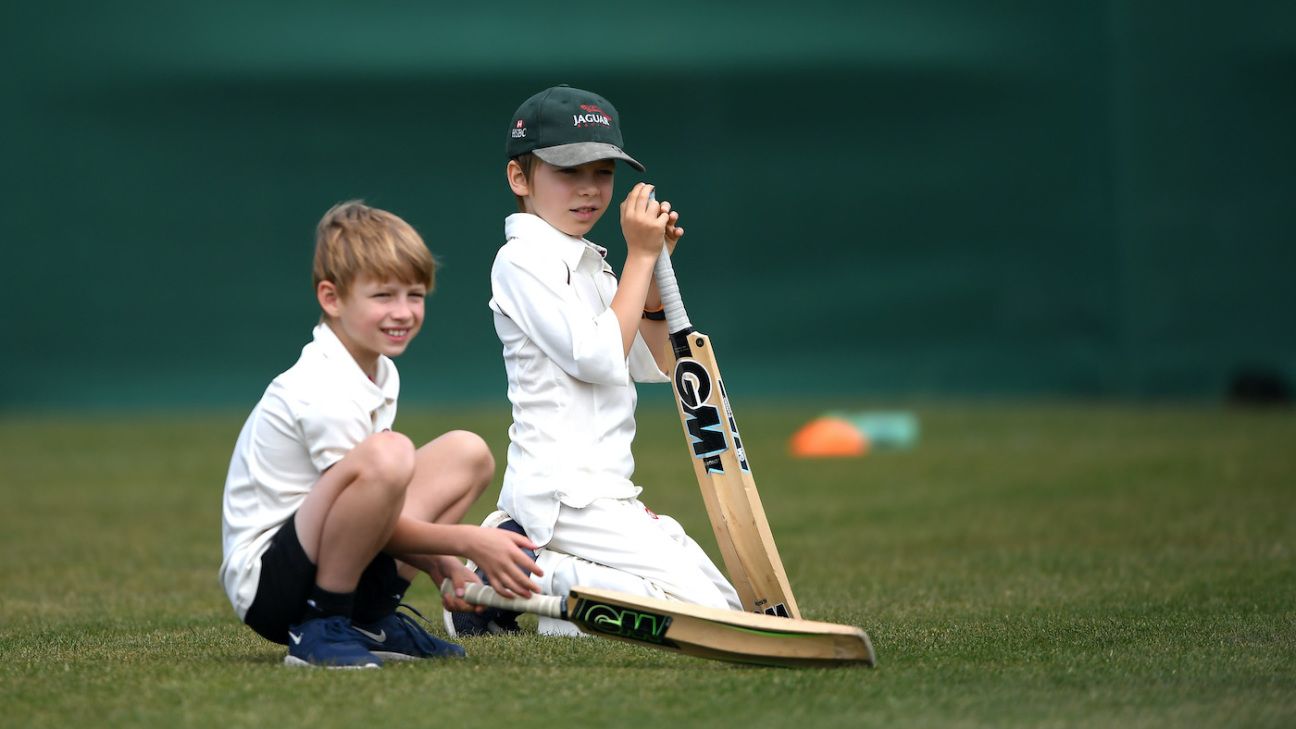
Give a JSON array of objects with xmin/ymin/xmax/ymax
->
[{"xmin": 4, "ymin": 2, "xmax": 1293, "ymax": 408}]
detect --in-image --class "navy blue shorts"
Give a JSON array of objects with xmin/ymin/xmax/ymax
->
[{"xmin": 243, "ymin": 514, "xmax": 401, "ymax": 644}]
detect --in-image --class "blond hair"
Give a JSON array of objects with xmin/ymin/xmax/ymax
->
[{"xmin": 312, "ymin": 200, "xmax": 436, "ymax": 298}]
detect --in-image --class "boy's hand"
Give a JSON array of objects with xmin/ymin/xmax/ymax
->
[
  {"xmin": 619, "ymin": 183, "xmax": 670, "ymax": 259},
  {"xmin": 461, "ymin": 527, "xmax": 542, "ymax": 599},
  {"xmin": 430, "ymin": 556, "xmax": 484, "ymax": 614},
  {"xmin": 660, "ymin": 199, "xmax": 684, "ymax": 256}
]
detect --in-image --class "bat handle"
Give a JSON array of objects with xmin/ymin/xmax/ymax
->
[
  {"xmin": 441, "ymin": 579, "xmax": 566, "ymax": 620},
  {"xmin": 654, "ymin": 244, "xmax": 692, "ymax": 334}
]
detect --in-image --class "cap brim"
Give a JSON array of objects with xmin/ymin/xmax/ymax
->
[{"xmin": 533, "ymin": 142, "xmax": 645, "ymax": 172}]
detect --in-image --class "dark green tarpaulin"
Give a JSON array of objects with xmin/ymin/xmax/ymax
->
[{"xmin": 4, "ymin": 2, "xmax": 1293, "ymax": 407}]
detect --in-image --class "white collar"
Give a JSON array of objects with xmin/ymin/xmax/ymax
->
[
  {"xmin": 505, "ymin": 213, "xmax": 609, "ymax": 272},
  {"xmin": 310, "ymin": 322, "xmax": 398, "ymax": 411}
]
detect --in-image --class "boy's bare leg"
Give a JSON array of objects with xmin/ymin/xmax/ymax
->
[
  {"xmin": 392, "ymin": 430, "xmax": 495, "ymax": 584},
  {"xmin": 409, "ymin": 430, "xmax": 495, "ymax": 523},
  {"xmin": 295, "ymin": 431, "xmax": 415, "ymax": 593}
]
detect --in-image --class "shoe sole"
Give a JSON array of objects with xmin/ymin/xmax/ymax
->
[
  {"xmin": 283, "ymin": 655, "xmax": 380, "ymax": 669},
  {"xmin": 371, "ymin": 650, "xmax": 464, "ymax": 661},
  {"xmin": 372, "ymin": 651, "xmax": 420, "ymax": 662}
]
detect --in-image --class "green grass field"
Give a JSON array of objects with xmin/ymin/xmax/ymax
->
[{"xmin": 2, "ymin": 402, "xmax": 1293, "ymax": 728}]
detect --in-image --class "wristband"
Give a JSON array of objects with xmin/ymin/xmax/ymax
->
[{"xmin": 642, "ymin": 305, "xmax": 666, "ymax": 321}]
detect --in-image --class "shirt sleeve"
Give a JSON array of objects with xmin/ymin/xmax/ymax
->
[
  {"xmin": 298, "ymin": 395, "xmax": 371, "ymax": 472},
  {"xmin": 628, "ymin": 332, "xmax": 670, "ymax": 383},
  {"xmin": 491, "ymin": 245, "xmax": 629, "ymax": 386}
]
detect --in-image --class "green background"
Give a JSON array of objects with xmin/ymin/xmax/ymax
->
[{"xmin": 5, "ymin": 1, "xmax": 1294, "ymax": 409}]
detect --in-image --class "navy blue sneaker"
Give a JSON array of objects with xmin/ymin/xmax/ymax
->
[
  {"xmin": 283, "ymin": 615, "xmax": 382, "ymax": 669},
  {"xmin": 353, "ymin": 605, "xmax": 466, "ymax": 660},
  {"xmin": 443, "ymin": 512, "xmax": 533, "ymax": 638},
  {"xmin": 444, "ymin": 592, "xmax": 523, "ymax": 637}
]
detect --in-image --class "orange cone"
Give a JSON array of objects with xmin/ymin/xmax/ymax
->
[{"xmin": 789, "ymin": 417, "xmax": 870, "ymax": 458}]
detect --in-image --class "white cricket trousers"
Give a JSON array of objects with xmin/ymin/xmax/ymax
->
[{"xmin": 531, "ymin": 498, "xmax": 741, "ymax": 635}]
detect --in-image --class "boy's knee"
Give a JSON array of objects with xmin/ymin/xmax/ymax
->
[
  {"xmin": 444, "ymin": 430, "xmax": 495, "ymax": 485},
  {"xmin": 359, "ymin": 431, "xmax": 417, "ymax": 491}
]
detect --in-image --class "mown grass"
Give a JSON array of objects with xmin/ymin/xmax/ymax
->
[{"xmin": 1, "ymin": 402, "xmax": 1293, "ymax": 728}]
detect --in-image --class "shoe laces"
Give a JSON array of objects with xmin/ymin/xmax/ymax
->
[
  {"xmin": 314, "ymin": 614, "xmax": 364, "ymax": 643},
  {"xmin": 390, "ymin": 603, "xmax": 438, "ymax": 646},
  {"xmin": 395, "ymin": 602, "xmax": 431, "ymax": 623}
]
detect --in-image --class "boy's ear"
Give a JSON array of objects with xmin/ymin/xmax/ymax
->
[
  {"xmin": 506, "ymin": 160, "xmax": 531, "ymax": 197},
  {"xmin": 317, "ymin": 280, "xmax": 342, "ymax": 319}
]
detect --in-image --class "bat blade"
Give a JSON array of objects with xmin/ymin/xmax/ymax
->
[
  {"xmin": 447, "ymin": 580, "xmax": 874, "ymax": 668},
  {"xmin": 654, "ymin": 246, "xmax": 801, "ymax": 619},
  {"xmin": 669, "ymin": 331, "xmax": 801, "ymax": 619}
]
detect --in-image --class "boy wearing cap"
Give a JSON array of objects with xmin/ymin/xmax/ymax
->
[
  {"xmin": 447, "ymin": 86, "xmax": 740, "ymax": 637},
  {"xmin": 221, "ymin": 201, "xmax": 541, "ymax": 667}
]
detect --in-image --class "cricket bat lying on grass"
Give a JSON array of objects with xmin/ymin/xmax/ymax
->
[{"xmin": 442, "ymin": 579, "xmax": 874, "ymax": 668}]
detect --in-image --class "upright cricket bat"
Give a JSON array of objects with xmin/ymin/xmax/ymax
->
[
  {"xmin": 443, "ymin": 580, "xmax": 874, "ymax": 668},
  {"xmin": 653, "ymin": 244, "xmax": 802, "ymax": 619}
]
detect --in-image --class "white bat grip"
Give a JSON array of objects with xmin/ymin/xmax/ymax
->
[
  {"xmin": 445, "ymin": 579, "xmax": 565, "ymax": 619},
  {"xmin": 654, "ymin": 244, "xmax": 692, "ymax": 334}
]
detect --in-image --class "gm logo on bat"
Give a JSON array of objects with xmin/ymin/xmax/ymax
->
[
  {"xmin": 574, "ymin": 598, "xmax": 675, "ymax": 645},
  {"xmin": 674, "ymin": 358, "xmax": 730, "ymax": 473}
]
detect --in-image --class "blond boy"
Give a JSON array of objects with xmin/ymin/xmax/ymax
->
[{"xmin": 220, "ymin": 201, "xmax": 540, "ymax": 667}]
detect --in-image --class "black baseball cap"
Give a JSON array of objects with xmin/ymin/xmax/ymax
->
[{"xmin": 506, "ymin": 85, "xmax": 644, "ymax": 172}]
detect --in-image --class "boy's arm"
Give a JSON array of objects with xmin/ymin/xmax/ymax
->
[
  {"xmin": 488, "ymin": 184, "xmax": 678, "ymax": 384},
  {"xmin": 638, "ymin": 210, "xmax": 684, "ymax": 373},
  {"xmin": 385, "ymin": 517, "xmax": 541, "ymax": 598},
  {"xmin": 639, "ymin": 316, "xmax": 671, "ymax": 373},
  {"xmin": 612, "ymin": 183, "xmax": 672, "ymax": 357},
  {"xmin": 493, "ymin": 254, "xmax": 628, "ymax": 386}
]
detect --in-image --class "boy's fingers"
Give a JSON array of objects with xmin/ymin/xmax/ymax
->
[
  {"xmin": 442, "ymin": 594, "xmax": 476, "ymax": 613},
  {"xmin": 507, "ymin": 532, "xmax": 538, "ymax": 551},
  {"xmin": 493, "ymin": 571, "xmax": 533, "ymax": 598},
  {"xmin": 440, "ymin": 574, "xmax": 483, "ymax": 613},
  {"xmin": 516, "ymin": 551, "xmax": 542, "ymax": 577},
  {"xmin": 508, "ymin": 555, "xmax": 539, "ymax": 583},
  {"xmin": 631, "ymin": 183, "xmax": 657, "ymax": 213},
  {"xmin": 513, "ymin": 561, "xmax": 540, "ymax": 593}
]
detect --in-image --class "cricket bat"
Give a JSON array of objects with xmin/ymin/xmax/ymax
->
[
  {"xmin": 442, "ymin": 580, "xmax": 874, "ymax": 668},
  {"xmin": 652, "ymin": 242, "xmax": 802, "ymax": 619}
]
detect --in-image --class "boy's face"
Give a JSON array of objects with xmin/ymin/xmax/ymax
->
[
  {"xmin": 521, "ymin": 159, "xmax": 616, "ymax": 237},
  {"xmin": 318, "ymin": 275, "xmax": 426, "ymax": 374}
]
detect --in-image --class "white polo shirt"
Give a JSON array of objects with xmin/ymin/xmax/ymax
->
[
  {"xmin": 219, "ymin": 322, "xmax": 399, "ymax": 618},
  {"xmin": 489, "ymin": 213, "xmax": 669, "ymax": 547}
]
